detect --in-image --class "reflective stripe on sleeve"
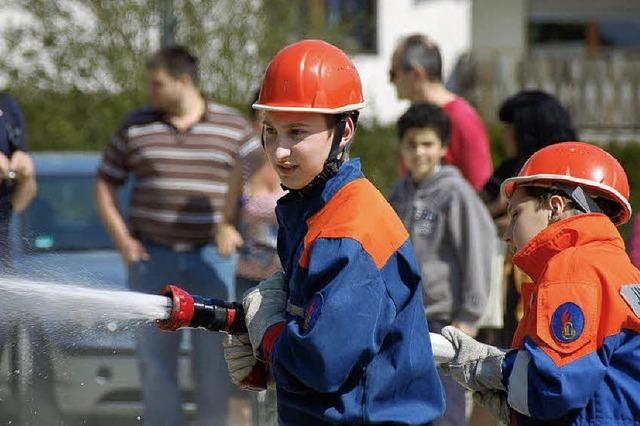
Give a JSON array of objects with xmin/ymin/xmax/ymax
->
[{"xmin": 508, "ymin": 350, "xmax": 531, "ymax": 416}]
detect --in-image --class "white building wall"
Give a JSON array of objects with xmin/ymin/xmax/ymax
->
[{"xmin": 353, "ymin": 0, "xmax": 472, "ymax": 125}]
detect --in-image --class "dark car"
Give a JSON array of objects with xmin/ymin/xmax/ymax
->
[{"xmin": 0, "ymin": 152, "xmax": 194, "ymax": 425}]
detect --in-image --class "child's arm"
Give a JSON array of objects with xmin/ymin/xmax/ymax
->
[
  {"xmin": 501, "ymin": 336, "xmax": 606, "ymax": 419},
  {"xmin": 265, "ymin": 238, "xmax": 394, "ymax": 394},
  {"xmin": 447, "ymin": 187, "xmax": 495, "ymax": 328},
  {"xmin": 501, "ymin": 280, "xmax": 606, "ymax": 419}
]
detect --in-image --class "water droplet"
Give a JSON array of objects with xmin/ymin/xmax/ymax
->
[{"xmin": 136, "ymin": 415, "xmax": 142, "ymax": 421}]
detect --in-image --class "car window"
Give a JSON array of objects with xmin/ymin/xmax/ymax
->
[{"xmin": 20, "ymin": 174, "xmax": 130, "ymax": 252}]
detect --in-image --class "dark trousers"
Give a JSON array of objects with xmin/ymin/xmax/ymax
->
[{"xmin": 430, "ymin": 320, "xmax": 467, "ymax": 426}]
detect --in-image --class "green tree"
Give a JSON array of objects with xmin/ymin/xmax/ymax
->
[{"xmin": 1, "ymin": 0, "xmax": 370, "ymax": 150}]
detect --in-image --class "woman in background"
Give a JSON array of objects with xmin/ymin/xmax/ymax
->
[
  {"xmin": 481, "ymin": 89, "xmax": 577, "ymax": 346},
  {"xmin": 470, "ymin": 90, "xmax": 578, "ymax": 426}
]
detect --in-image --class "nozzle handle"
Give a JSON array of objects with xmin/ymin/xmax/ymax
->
[{"xmin": 158, "ymin": 284, "xmax": 247, "ymax": 334}]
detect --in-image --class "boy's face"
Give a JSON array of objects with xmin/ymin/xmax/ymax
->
[
  {"xmin": 262, "ymin": 111, "xmax": 335, "ymax": 190},
  {"xmin": 400, "ymin": 128, "xmax": 446, "ymax": 182},
  {"xmin": 504, "ymin": 187, "xmax": 550, "ymax": 251}
]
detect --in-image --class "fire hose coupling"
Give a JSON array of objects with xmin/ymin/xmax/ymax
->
[
  {"xmin": 158, "ymin": 284, "xmax": 247, "ymax": 334},
  {"xmin": 158, "ymin": 285, "xmax": 195, "ymax": 331}
]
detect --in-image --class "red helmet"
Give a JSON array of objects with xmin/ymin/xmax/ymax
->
[
  {"xmin": 253, "ymin": 39, "xmax": 365, "ymax": 114},
  {"xmin": 501, "ymin": 142, "xmax": 631, "ymax": 225}
]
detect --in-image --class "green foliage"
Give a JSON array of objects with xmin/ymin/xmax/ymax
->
[
  {"xmin": 599, "ymin": 141, "xmax": 640, "ymax": 241},
  {"xmin": 2, "ymin": 0, "xmax": 371, "ymax": 152},
  {"xmin": 351, "ymin": 122, "xmax": 399, "ymax": 195},
  {"xmin": 11, "ymin": 89, "xmax": 144, "ymax": 151}
]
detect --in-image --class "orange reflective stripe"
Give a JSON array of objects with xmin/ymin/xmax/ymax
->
[{"xmin": 299, "ymin": 178, "xmax": 408, "ymax": 269}]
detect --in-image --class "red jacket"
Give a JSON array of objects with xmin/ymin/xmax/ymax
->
[{"xmin": 503, "ymin": 214, "xmax": 640, "ymax": 425}]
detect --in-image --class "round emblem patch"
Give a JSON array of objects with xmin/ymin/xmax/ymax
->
[
  {"xmin": 550, "ymin": 302, "xmax": 585, "ymax": 343},
  {"xmin": 302, "ymin": 293, "xmax": 324, "ymax": 333}
]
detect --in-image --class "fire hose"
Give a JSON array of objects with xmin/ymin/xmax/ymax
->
[{"xmin": 157, "ymin": 285, "xmax": 455, "ymax": 390}]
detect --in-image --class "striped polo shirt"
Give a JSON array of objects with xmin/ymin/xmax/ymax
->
[{"xmin": 98, "ymin": 101, "xmax": 260, "ymax": 245}]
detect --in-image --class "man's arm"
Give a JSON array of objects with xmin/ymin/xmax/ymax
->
[
  {"xmin": 216, "ymin": 160, "xmax": 244, "ymax": 257},
  {"xmin": 95, "ymin": 177, "xmax": 148, "ymax": 264},
  {"xmin": 7, "ymin": 151, "xmax": 36, "ymax": 213}
]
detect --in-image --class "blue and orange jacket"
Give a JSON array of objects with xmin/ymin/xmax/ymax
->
[
  {"xmin": 501, "ymin": 214, "xmax": 640, "ymax": 425},
  {"xmin": 261, "ymin": 159, "xmax": 445, "ymax": 425}
]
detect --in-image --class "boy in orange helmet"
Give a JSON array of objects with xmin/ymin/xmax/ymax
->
[
  {"xmin": 440, "ymin": 142, "xmax": 640, "ymax": 425},
  {"xmin": 222, "ymin": 39, "xmax": 445, "ymax": 425}
]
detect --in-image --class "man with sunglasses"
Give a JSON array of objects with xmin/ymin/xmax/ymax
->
[{"xmin": 390, "ymin": 34, "xmax": 492, "ymax": 192}]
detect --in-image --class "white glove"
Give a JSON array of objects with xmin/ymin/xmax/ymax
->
[
  {"xmin": 473, "ymin": 390, "xmax": 511, "ymax": 425},
  {"xmin": 440, "ymin": 326, "xmax": 507, "ymax": 391},
  {"xmin": 223, "ymin": 334, "xmax": 256, "ymax": 385},
  {"xmin": 243, "ymin": 271, "xmax": 287, "ymax": 357}
]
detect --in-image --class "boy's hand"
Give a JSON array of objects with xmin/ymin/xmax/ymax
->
[
  {"xmin": 440, "ymin": 326, "xmax": 507, "ymax": 391},
  {"xmin": 223, "ymin": 334, "xmax": 257, "ymax": 385},
  {"xmin": 243, "ymin": 272, "xmax": 287, "ymax": 357},
  {"xmin": 473, "ymin": 390, "xmax": 510, "ymax": 425}
]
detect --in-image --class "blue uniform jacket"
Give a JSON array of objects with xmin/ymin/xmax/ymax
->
[{"xmin": 268, "ymin": 159, "xmax": 445, "ymax": 425}]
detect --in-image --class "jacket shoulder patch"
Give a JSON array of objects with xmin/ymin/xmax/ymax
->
[
  {"xmin": 302, "ymin": 293, "xmax": 324, "ymax": 334},
  {"xmin": 536, "ymin": 281, "xmax": 599, "ymax": 364},
  {"xmin": 550, "ymin": 302, "xmax": 585, "ymax": 343}
]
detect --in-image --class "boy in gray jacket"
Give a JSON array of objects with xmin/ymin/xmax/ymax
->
[{"xmin": 388, "ymin": 102, "xmax": 496, "ymax": 426}]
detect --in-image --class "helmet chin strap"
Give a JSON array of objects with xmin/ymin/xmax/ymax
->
[
  {"xmin": 555, "ymin": 184, "xmax": 602, "ymax": 215},
  {"xmin": 284, "ymin": 112, "xmax": 359, "ymax": 198}
]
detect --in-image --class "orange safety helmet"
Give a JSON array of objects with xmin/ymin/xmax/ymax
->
[
  {"xmin": 501, "ymin": 141, "xmax": 631, "ymax": 225},
  {"xmin": 253, "ymin": 39, "xmax": 365, "ymax": 114}
]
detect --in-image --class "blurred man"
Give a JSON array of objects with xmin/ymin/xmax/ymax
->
[
  {"xmin": 95, "ymin": 46, "xmax": 256, "ymax": 426},
  {"xmin": 390, "ymin": 34, "xmax": 492, "ymax": 191},
  {"xmin": 0, "ymin": 92, "xmax": 36, "ymax": 269}
]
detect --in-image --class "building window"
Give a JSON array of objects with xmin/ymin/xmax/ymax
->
[
  {"xmin": 313, "ymin": 0, "xmax": 377, "ymax": 53},
  {"xmin": 529, "ymin": 18, "xmax": 640, "ymax": 54}
]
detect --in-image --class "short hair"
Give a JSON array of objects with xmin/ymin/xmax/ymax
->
[
  {"xmin": 397, "ymin": 102, "xmax": 450, "ymax": 146},
  {"xmin": 396, "ymin": 34, "xmax": 443, "ymax": 82},
  {"xmin": 146, "ymin": 45, "xmax": 199, "ymax": 85},
  {"xmin": 499, "ymin": 90, "xmax": 577, "ymax": 160},
  {"xmin": 523, "ymin": 185, "xmax": 620, "ymax": 220}
]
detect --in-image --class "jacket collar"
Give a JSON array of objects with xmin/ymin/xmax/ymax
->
[
  {"xmin": 278, "ymin": 159, "xmax": 363, "ymax": 214},
  {"xmin": 513, "ymin": 213, "xmax": 624, "ymax": 282}
]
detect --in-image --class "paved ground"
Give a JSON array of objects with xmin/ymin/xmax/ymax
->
[{"xmin": 0, "ymin": 394, "xmax": 256, "ymax": 425}]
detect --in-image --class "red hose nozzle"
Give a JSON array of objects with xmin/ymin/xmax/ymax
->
[{"xmin": 158, "ymin": 284, "xmax": 195, "ymax": 331}]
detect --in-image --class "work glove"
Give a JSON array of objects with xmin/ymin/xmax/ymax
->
[
  {"xmin": 243, "ymin": 271, "xmax": 287, "ymax": 358},
  {"xmin": 223, "ymin": 334, "xmax": 256, "ymax": 385},
  {"xmin": 473, "ymin": 390, "xmax": 511, "ymax": 425},
  {"xmin": 440, "ymin": 325, "xmax": 508, "ymax": 392}
]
